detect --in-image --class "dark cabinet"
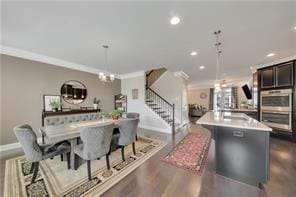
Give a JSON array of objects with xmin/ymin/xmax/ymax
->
[
  {"xmin": 276, "ymin": 62, "xmax": 293, "ymax": 87},
  {"xmin": 261, "ymin": 67, "xmax": 275, "ymax": 88},
  {"xmin": 260, "ymin": 61, "xmax": 294, "ymax": 89}
]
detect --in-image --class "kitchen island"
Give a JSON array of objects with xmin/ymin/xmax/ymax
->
[{"xmin": 197, "ymin": 111, "xmax": 272, "ymax": 187}]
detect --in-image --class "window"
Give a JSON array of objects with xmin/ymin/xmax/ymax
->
[{"xmin": 213, "ymin": 88, "xmax": 232, "ymax": 110}]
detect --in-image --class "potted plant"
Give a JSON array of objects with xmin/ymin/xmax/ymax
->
[
  {"xmin": 93, "ymin": 97, "xmax": 100, "ymax": 109},
  {"xmin": 240, "ymin": 101, "xmax": 248, "ymax": 109},
  {"xmin": 111, "ymin": 109, "xmax": 122, "ymax": 120},
  {"xmin": 49, "ymin": 100, "xmax": 61, "ymax": 112}
]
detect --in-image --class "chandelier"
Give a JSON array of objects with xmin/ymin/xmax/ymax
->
[{"xmin": 98, "ymin": 45, "xmax": 115, "ymax": 82}]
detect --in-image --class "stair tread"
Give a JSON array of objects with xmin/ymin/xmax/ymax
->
[
  {"xmin": 146, "ymin": 100, "xmax": 153, "ymax": 102},
  {"xmin": 152, "ymin": 107, "xmax": 161, "ymax": 109},
  {"xmin": 157, "ymin": 111, "xmax": 166, "ymax": 114},
  {"xmin": 148, "ymin": 103, "xmax": 157, "ymax": 106}
]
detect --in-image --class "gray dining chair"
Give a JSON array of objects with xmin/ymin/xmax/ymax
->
[
  {"xmin": 14, "ymin": 124, "xmax": 71, "ymax": 183},
  {"xmin": 112, "ymin": 119, "xmax": 139, "ymax": 162},
  {"xmin": 126, "ymin": 112, "xmax": 140, "ymax": 119},
  {"xmin": 126, "ymin": 112, "xmax": 140, "ymax": 140},
  {"xmin": 73, "ymin": 123, "xmax": 114, "ymax": 181}
]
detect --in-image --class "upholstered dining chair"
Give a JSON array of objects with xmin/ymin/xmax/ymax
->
[
  {"xmin": 126, "ymin": 112, "xmax": 140, "ymax": 119},
  {"xmin": 112, "ymin": 119, "xmax": 139, "ymax": 162},
  {"xmin": 126, "ymin": 112, "xmax": 140, "ymax": 140},
  {"xmin": 13, "ymin": 124, "xmax": 71, "ymax": 183},
  {"xmin": 73, "ymin": 123, "xmax": 114, "ymax": 181}
]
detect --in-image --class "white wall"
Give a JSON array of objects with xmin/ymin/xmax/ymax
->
[
  {"xmin": 150, "ymin": 71, "xmax": 189, "ymax": 125},
  {"xmin": 121, "ymin": 73, "xmax": 171, "ymax": 133}
]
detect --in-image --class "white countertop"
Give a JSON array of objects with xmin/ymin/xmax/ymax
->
[{"xmin": 196, "ymin": 112, "xmax": 272, "ymax": 131}]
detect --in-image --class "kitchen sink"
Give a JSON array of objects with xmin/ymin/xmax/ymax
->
[{"xmin": 223, "ymin": 116, "xmax": 247, "ymax": 121}]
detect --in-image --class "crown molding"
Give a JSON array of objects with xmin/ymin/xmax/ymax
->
[
  {"xmin": 253, "ymin": 55, "xmax": 296, "ymax": 70},
  {"xmin": 119, "ymin": 70, "xmax": 145, "ymax": 79},
  {"xmin": 0, "ymin": 45, "xmax": 122, "ymax": 78},
  {"xmin": 174, "ymin": 71, "xmax": 189, "ymax": 80},
  {"xmin": 188, "ymin": 76, "xmax": 251, "ymax": 90}
]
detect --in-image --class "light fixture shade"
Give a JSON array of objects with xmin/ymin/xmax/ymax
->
[
  {"xmin": 98, "ymin": 72, "xmax": 104, "ymax": 80},
  {"xmin": 214, "ymin": 81, "xmax": 221, "ymax": 91},
  {"xmin": 110, "ymin": 74, "xmax": 115, "ymax": 81},
  {"xmin": 221, "ymin": 80, "xmax": 227, "ymax": 88},
  {"xmin": 102, "ymin": 75, "xmax": 107, "ymax": 82}
]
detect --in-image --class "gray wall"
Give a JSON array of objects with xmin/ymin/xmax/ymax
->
[{"xmin": 0, "ymin": 54, "xmax": 121, "ymax": 145}]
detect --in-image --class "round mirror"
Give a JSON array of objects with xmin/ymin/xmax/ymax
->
[{"xmin": 61, "ymin": 80, "xmax": 87, "ymax": 104}]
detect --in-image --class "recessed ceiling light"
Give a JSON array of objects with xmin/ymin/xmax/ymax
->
[
  {"xmin": 266, "ymin": 53, "xmax": 275, "ymax": 57},
  {"xmin": 199, "ymin": 66, "xmax": 205, "ymax": 69},
  {"xmin": 294, "ymin": 26, "xmax": 296, "ymax": 30},
  {"xmin": 170, "ymin": 17, "xmax": 180, "ymax": 25},
  {"xmin": 190, "ymin": 51, "xmax": 198, "ymax": 56}
]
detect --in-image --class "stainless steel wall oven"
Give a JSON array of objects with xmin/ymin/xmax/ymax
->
[{"xmin": 260, "ymin": 89, "xmax": 293, "ymax": 132}]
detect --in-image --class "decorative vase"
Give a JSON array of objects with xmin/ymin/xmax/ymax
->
[{"xmin": 93, "ymin": 104, "xmax": 98, "ymax": 109}]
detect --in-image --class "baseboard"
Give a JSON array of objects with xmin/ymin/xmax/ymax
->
[
  {"xmin": 0, "ymin": 137, "xmax": 42, "ymax": 154},
  {"xmin": 139, "ymin": 125, "xmax": 171, "ymax": 134},
  {"xmin": 0, "ymin": 142, "xmax": 21, "ymax": 152}
]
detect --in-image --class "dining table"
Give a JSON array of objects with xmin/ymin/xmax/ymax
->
[{"xmin": 40, "ymin": 118, "xmax": 122, "ymax": 170}]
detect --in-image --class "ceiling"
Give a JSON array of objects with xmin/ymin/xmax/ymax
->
[{"xmin": 1, "ymin": 1, "xmax": 296, "ymax": 85}]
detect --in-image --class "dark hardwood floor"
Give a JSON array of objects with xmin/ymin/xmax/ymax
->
[{"xmin": 1, "ymin": 119, "xmax": 295, "ymax": 197}]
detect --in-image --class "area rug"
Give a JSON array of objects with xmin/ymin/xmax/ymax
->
[
  {"xmin": 161, "ymin": 133, "xmax": 211, "ymax": 175},
  {"xmin": 4, "ymin": 137, "xmax": 166, "ymax": 197}
]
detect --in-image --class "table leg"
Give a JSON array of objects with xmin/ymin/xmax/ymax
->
[{"xmin": 69, "ymin": 138, "xmax": 77, "ymax": 170}]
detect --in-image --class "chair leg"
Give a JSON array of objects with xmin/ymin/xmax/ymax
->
[
  {"xmin": 87, "ymin": 160, "xmax": 91, "ymax": 181},
  {"xmin": 66, "ymin": 153, "xmax": 70, "ymax": 170},
  {"xmin": 74, "ymin": 155, "xmax": 79, "ymax": 170},
  {"xmin": 97, "ymin": 157, "xmax": 100, "ymax": 160},
  {"xmin": 135, "ymin": 134, "xmax": 138, "ymax": 141},
  {"xmin": 60, "ymin": 154, "xmax": 64, "ymax": 161},
  {"xmin": 132, "ymin": 142, "xmax": 136, "ymax": 155},
  {"xmin": 121, "ymin": 146, "xmax": 125, "ymax": 162},
  {"xmin": 31, "ymin": 162, "xmax": 39, "ymax": 183},
  {"xmin": 106, "ymin": 154, "xmax": 110, "ymax": 170},
  {"xmin": 29, "ymin": 162, "xmax": 35, "ymax": 174}
]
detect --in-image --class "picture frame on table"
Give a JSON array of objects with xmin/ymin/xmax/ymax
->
[{"xmin": 43, "ymin": 95, "xmax": 62, "ymax": 112}]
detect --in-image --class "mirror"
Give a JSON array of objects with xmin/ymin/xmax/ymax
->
[{"xmin": 61, "ymin": 80, "xmax": 87, "ymax": 104}]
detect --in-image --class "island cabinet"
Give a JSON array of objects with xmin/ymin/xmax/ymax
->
[
  {"xmin": 260, "ymin": 61, "xmax": 294, "ymax": 89},
  {"xmin": 197, "ymin": 112, "xmax": 271, "ymax": 187},
  {"xmin": 214, "ymin": 126, "xmax": 269, "ymax": 187}
]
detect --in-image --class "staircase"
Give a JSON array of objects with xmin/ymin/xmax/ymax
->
[{"xmin": 146, "ymin": 87, "xmax": 175, "ymax": 133}]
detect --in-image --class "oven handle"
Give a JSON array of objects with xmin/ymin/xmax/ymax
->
[
  {"xmin": 261, "ymin": 111, "xmax": 291, "ymax": 114},
  {"xmin": 261, "ymin": 94, "xmax": 290, "ymax": 97}
]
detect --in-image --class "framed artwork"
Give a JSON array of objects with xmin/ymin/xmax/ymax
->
[
  {"xmin": 43, "ymin": 95, "xmax": 61, "ymax": 112},
  {"xmin": 132, "ymin": 89, "xmax": 138, "ymax": 99}
]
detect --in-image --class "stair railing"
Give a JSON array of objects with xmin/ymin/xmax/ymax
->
[{"xmin": 146, "ymin": 87, "xmax": 175, "ymax": 134}]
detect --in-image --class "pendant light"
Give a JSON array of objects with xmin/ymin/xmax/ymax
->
[
  {"xmin": 98, "ymin": 45, "xmax": 115, "ymax": 82},
  {"xmin": 214, "ymin": 30, "xmax": 222, "ymax": 91}
]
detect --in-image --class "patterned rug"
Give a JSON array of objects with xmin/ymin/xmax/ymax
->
[
  {"xmin": 4, "ymin": 137, "xmax": 166, "ymax": 197},
  {"xmin": 161, "ymin": 133, "xmax": 211, "ymax": 175}
]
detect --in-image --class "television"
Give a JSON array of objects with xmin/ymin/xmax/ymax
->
[{"xmin": 242, "ymin": 84, "xmax": 252, "ymax": 100}]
